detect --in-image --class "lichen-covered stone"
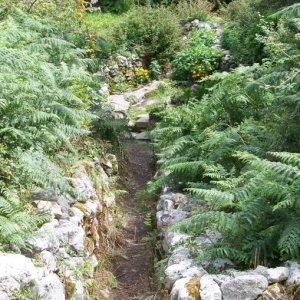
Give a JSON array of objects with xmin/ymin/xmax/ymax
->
[
  {"xmin": 165, "ymin": 260, "xmax": 206, "ymax": 290},
  {"xmin": 257, "ymin": 283, "xmax": 288, "ymax": 300},
  {"xmin": 170, "ymin": 277, "xmax": 200, "ymax": 300},
  {"xmin": 221, "ymin": 274, "xmax": 268, "ymax": 300}
]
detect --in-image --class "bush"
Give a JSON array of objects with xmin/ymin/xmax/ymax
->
[
  {"xmin": 149, "ymin": 4, "xmax": 300, "ymax": 266},
  {"xmin": 173, "ymin": 28, "xmax": 223, "ymax": 80},
  {"xmin": 221, "ymin": 0, "xmax": 264, "ymax": 64},
  {"xmin": 115, "ymin": 6, "xmax": 182, "ymax": 63},
  {"xmin": 98, "ymin": 0, "xmax": 134, "ymax": 13},
  {"xmin": 175, "ymin": 0, "xmax": 212, "ymax": 22}
]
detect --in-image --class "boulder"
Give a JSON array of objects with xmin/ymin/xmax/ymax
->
[
  {"xmin": 35, "ymin": 274, "xmax": 65, "ymax": 300},
  {"xmin": 86, "ymin": 200, "xmax": 100, "ymax": 216},
  {"xmin": 39, "ymin": 251, "xmax": 57, "ymax": 275},
  {"xmin": 209, "ymin": 274, "xmax": 232, "ymax": 286},
  {"xmin": 55, "ymin": 219, "xmax": 85, "ymax": 254},
  {"xmin": 31, "ymin": 189, "xmax": 70, "ymax": 213},
  {"xmin": 33, "ymin": 200, "xmax": 63, "ymax": 219},
  {"xmin": 163, "ymin": 231, "xmax": 191, "ymax": 252},
  {"xmin": 168, "ymin": 248, "xmax": 191, "ymax": 267},
  {"xmin": 98, "ymin": 83, "xmax": 110, "ymax": 98},
  {"xmin": 267, "ymin": 267, "xmax": 289, "ymax": 283},
  {"xmin": 163, "ymin": 199, "xmax": 174, "ymax": 212},
  {"xmin": 200, "ymin": 274, "xmax": 222, "ymax": 300},
  {"xmin": 135, "ymin": 114, "xmax": 150, "ymax": 130},
  {"xmin": 202, "ymin": 258, "xmax": 234, "ymax": 272},
  {"xmin": 69, "ymin": 166, "xmax": 98, "ymax": 201},
  {"xmin": 0, "ymin": 254, "xmax": 38, "ymax": 291},
  {"xmin": 157, "ymin": 193, "xmax": 175, "ymax": 210},
  {"xmin": 257, "ymin": 283, "xmax": 288, "ymax": 300},
  {"xmin": 30, "ymin": 220, "xmax": 60, "ymax": 253},
  {"xmin": 221, "ymin": 275, "xmax": 268, "ymax": 300},
  {"xmin": 165, "ymin": 260, "xmax": 206, "ymax": 290},
  {"xmin": 109, "ymin": 94, "xmax": 130, "ymax": 115},
  {"xmin": 170, "ymin": 277, "xmax": 200, "ymax": 300},
  {"xmin": 286, "ymin": 261, "xmax": 300, "ymax": 285}
]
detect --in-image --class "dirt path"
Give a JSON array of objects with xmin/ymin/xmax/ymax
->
[{"xmin": 112, "ymin": 140, "xmax": 155, "ymax": 300}]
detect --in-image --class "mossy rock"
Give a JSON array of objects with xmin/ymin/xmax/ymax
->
[
  {"xmin": 185, "ymin": 277, "xmax": 200, "ymax": 300},
  {"xmin": 73, "ymin": 202, "xmax": 87, "ymax": 214}
]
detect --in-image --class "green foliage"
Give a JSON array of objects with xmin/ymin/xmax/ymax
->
[
  {"xmin": 176, "ymin": 152, "xmax": 300, "ymax": 266},
  {"xmin": 173, "ymin": 28, "xmax": 223, "ymax": 80},
  {"xmin": 114, "ymin": 6, "xmax": 182, "ymax": 62},
  {"xmin": 150, "ymin": 4, "xmax": 300, "ymax": 266},
  {"xmin": 221, "ymin": 0, "xmax": 264, "ymax": 64},
  {"xmin": 0, "ymin": 10, "xmax": 102, "ymax": 251},
  {"xmin": 0, "ymin": 189, "xmax": 50, "ymax": 252},
  {"xmin": 175, "ymin": 0, "xmax": 212, "ymax": 22},
  {"xmin": 99, "ymin": 0, "xmax": 135, "ymax": 13}
]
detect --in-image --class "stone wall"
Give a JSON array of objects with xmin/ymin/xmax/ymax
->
[
  {"xmin": 156, "ymin": 190, "xmax": 300, "ymax": 300},
  {"xmin": 0, "ymin": 155, "xmax": 118, "ymax": 299}
]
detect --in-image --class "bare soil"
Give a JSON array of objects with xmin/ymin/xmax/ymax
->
[{"xmin": 111, "ymin": 140, "xmax": 158, "ymax": 300}]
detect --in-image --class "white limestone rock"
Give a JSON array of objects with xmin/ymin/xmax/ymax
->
[
  {"xmin": 221, "ymin": 274, "xmax": 268, "ymax": 300},
  {"xmin": 163, "ymin": 231, "xmax": 191, "ymax": 252},
  {"xmin": 35, "ymin": 273, "xmax": 65, "ymax": 300},
  {"xmin": 33, "ymin": 200, "xmax": 63, "ymax": 219},
  {"xmin": 200, "ymin": 274, "xmax": 222, "ymax": 300},
  {"xmin": 69, "ymin": 166, "xmax": 98, "ymax": 201},
  {"xmin": 39, "ymin": 251, "xmax": 57, "ymax": 275},
  {"xmin": 267, "ymin": 267, "xmax": 289, "ymax": 283},
  {"xmin": 109, "ymin": 94, "xmax": 130, "ymax": 115},
  {"xmin": 165, "ymin": 260, "xmax": 206, "ymax": 290},
  {"xmin": 168, "ymin": 247, "xmax": 191, "ymax": 267},
  {"xmin": 286, "ymin": 261, "xmax": 300, "ymax": 285},
  {"xmin": 170, "ymin": 277, "xmax": 200, "ymax": 300},
  {"xmin": 209, "ymin": 274, "xmax": 232, "ymax": 286},
  {"xmin": 0, "ymin": 254, "xmax": 38, "ymax": 291},
  {"xmin": 55, "ymin": 219, "xmax": 85, "ymax": 254},
  {"xmin": 0, "ymin": 291, "xmax": 9, "ymax": 300},
  {"xmin": 116, "ymin": 55, "xmax": 128, "ymax": 67},
  {"xmin": 30, "ymin": 219, "xmax": 60, "ymax": 253}
]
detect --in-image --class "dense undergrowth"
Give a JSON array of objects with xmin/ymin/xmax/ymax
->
[
  {"xmin": 0, "ymin": 0, "xmax": 299, "ymax": 287},
  {"xmin": 148, "ymin": 2, "xmax": 300, "ymax": 268}
]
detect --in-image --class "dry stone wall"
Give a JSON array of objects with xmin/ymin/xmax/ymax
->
[
  {"xmin": 0, "ymin": 155, "xmax": 119, "ymax": 299},
  {"xmin": 156, "ymin": 190, "xmax": 300, "ymax": 300}
]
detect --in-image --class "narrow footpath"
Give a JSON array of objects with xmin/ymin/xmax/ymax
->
[{"xmin": 112, "ymin": 140, "xmax": 155, "ymax": 300}]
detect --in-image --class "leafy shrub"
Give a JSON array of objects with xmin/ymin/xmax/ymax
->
[
  {"xmin": 97, "ymin": 0, "xmax": 134, "ymax": 13},
  {"xmin": 221, "ymin": 0, "xmax": 264, "ymax": 64},
  {"xmin": 150, "ymin": 4, "xmax": 300, "ymax": 266},
  {"xmin": 175, "ymin": 152, "xmax": 300, "ymax": 266},
  {"xmin": 0, "ymin": 189, "xmax": 50, "ymax": 252},
  {"xmin": 175, "ymin": 0, "xmax": 212, "ymax": 22},
  {"xmin": 173, "ymin": 28, "xmax": 223, "ymax": 80},
  {"xmin": 0, "ymin": 10, "xmax": 100, "ymax": 250},
  {"xmin": 115, "ymin": 6, "xmax": 182, "ymax": 62}
]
